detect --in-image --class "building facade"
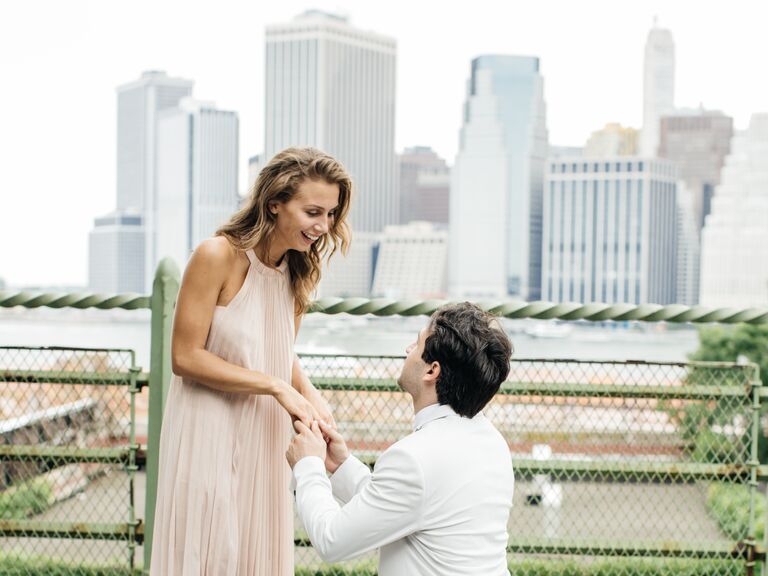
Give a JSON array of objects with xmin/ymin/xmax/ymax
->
[
  {"xmin": 542, "ymin": 157, "xmax": 678, "ymax": 305},
  {"xmin": 265, "ymin": 10, "xmax": 397, "ymax": 234},
  {"xmin": 658, "ymin": 108, "xmax": 733, "ymax": 305},
  {"xmin": 398, "ymin": 147, "xmax": 450, "ymax": 225},
  {"xmin": 641, "ymin": 24, "xmax": 675, "ymax": 157},
  {"xmin": 88, "ymin": 211, "xmax": 145, "ymax": 294},
  {"xmin": 371, "ymin": 222, "xmax": 448, "ymax": 298},
  {"xmin": 110, "ymin": 71, "xmax": 194, "ymax": 290},
  {"xmin": 450, "ymin": 55, "xmax": 548, "ymax": 300},
  {"xmin": 585, "ymin": 123, "xmax": 639, "ymax": 157},
  {"xmin": 659, "ymin": 109, "xmax": 733, "ymax": 231},
  {"xmin": 700, "ymin": 114, "xmax": 768, "ymax": 307},
  {"xmin": 265, "ymin": 10, "xmax": 397, "ymax": 297},
  {"xmin": 155, "ymin": 99, "xmax": 239, "ymax": 271}
]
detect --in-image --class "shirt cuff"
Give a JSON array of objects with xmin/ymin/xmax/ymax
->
[{"xmin": 330, "ymin": 455, "xmax": 370, "ymax": 503}]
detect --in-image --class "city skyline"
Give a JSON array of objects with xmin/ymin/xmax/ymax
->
[{"xmin": 2, "ymin": 0, "xmax": 767, "ymax": 287}]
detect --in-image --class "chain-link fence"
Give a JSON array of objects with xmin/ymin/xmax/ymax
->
[
  {"xmin": 297, "ymin": 355, "xmax": 765, "ymax": 576},
  {"xmin": 0, "ymin": 346, "xmax": 142, "ymax": 575},
  {"xmin": 1, "ymin": 348, "xmax": 764, "ymax": 575}
]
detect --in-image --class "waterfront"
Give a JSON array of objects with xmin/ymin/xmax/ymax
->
[{"xmin": 0, "ymin": 308, "xmax": 702, "ymax": 370}]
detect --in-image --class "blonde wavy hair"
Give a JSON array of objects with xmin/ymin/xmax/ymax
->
[{"xmin": 216, "ymin": 147, "xmax": 352, "ymax": 314}]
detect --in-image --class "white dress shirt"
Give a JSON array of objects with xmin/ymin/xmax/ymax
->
[{"xmin": 293, "ymin": 403, "xmax": 514, "ymax": 575}]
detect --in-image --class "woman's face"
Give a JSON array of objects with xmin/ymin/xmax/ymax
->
[{"xmin": 268, "ymin": 178, "xmax": 341, "ymax": 263}]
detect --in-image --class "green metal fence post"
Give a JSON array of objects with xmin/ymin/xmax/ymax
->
[
  {"xmin": 143, "ymin": 258, "xmax": 180, "ymax": 572},
  {"xmin": 748, "ymin": 364, "xmax": 762, "ymax": 576}
]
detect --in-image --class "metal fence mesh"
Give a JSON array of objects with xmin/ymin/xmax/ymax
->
[
  {"xmin": 0, "ymin": 348, "xmax": 763, "ymax": 575},
  {"xmin": 296, "ymin": 355, "xmax": 763, "ymax": 575},
  {"xmin": 0, "ymin": 347, "xmax": 139, "ymax": 575}
]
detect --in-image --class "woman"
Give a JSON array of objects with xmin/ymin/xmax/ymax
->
[{"xmin": 150, "ymin": 147, "xmax": 352, "ymax": 575}]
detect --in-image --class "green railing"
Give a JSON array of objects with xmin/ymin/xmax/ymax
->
[
  {"xmin": 0, "ymin": 346, "xmax": 145, "ymax": 573},
  {"xmin": 3, "ymin": 258, "xmax": 768, "ymax": 575},
  {"xmin": 295, "ymin": 355, "xmax": 767, "ymax": 575}
]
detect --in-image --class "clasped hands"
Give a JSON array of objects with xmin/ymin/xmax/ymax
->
[{"xmin": 286, "ymin": 419, "xmax": 349, "ymax": 474}]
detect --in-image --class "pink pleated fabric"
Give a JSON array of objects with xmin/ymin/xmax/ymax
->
[{"xmin": 151, "ymin": 250, "xmax": 295, "ymax": 575}]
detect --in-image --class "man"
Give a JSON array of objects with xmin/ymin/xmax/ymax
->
[{"xmin": 286, "ymin": 302, "xmax": 514, "ymax": 575}]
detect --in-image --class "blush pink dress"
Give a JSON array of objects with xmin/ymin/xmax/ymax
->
[{"xmin": 151, "ymin": 250, "xmax": 295, "ymax": 575}]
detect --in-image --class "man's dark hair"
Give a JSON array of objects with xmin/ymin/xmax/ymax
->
[{"xmin": 421, "ymin": 302, "xmax": 513, "ymax": 418}]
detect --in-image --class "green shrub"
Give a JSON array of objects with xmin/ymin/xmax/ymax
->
[
  {"xmin": 0, "ymin": 553, "xmax": 138, "ymax": 575},
  {"xmin": 508, "ymin": 558, "xmax": 742, "ymax": 576},
  {"xmin": 0, "ymin": 479, "xmax": 53, "ymax": 519},
  {"xmin": 706, "ymin": 482, "xmax": 766, "ymax": 541}
]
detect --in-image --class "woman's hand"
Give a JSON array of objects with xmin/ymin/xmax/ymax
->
[
  {"xmin": 274, "ymin": 380, "xmax": 320, "ymax": 426},
  {"xmin": 303, "ymin": 385, "xmax": 336, "ymax": 429}
]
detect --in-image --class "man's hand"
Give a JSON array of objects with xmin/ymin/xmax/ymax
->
[
  {"xmin": 319, "ymin": 420, "xmax": 350, "ymax": 474},
  {"xmin": 286, "ymin": 420, "xmax": 327, "ymax": 469}
]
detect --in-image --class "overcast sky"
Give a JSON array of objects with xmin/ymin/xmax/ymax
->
[{"xmin": 2, "ymin": 0, "xmax": 766, "ymax": 287}]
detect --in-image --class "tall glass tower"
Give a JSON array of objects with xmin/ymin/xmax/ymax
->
[{"xmin": 450, "ymin": 55, "xmax": 548, "ymax": 300}]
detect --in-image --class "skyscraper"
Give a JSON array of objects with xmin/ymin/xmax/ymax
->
[
  {"xmin": 641, "ymin": 24, "xmax": 675, "ymax": 157},
  {"xmin": 88, "ymin": 211, "xmax": 145, "ymax": 293},
  {"xmin": 265, "ymin": 10, "xmax": 397, "ymax": 234},
  {"xmin": 450, "ymin": 55, "xmax": 548, "ymax": 300},
  {"xmin": 542, "ymin": 157, "xmax": 678, "ymax": 305},
  {"xmin": 264, "ymin": 10, "xmax": 397, "ymax": 297},
  {"xmin": 115, "ymin": 71, "xmax": 194, "ymax": 289},
  {"xmin": 584, "ymin": 123, "xmax": 639, "ymax": 157},
  {"xmin": 89, "ymin": 71, "xmax": 193, "ymax": 293},
  {"xmin": 398, "ymin": 147, "xmax": 450, "ymax": 225},
  {"xmin": 659, "ymin": 108, "xmax": 733, "ymax": 305},
  {"xmin": 155, "ymin": 98, "xmax": 239, "ymax": 271},
  {"xmin": 371, "ymin": 222, "xmax": 448, "ymax": 299},
  {"xmin": 700, "ymin": 114, "xmax": 768, "ymax": 307},
  {"xmin": 659, "ymin": 108, "xmax": 733, "ymax": 230}
]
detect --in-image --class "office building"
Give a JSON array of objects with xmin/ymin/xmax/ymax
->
[
  {"xmin": 398, "ymin": 147, "xmax": 450, "ymax": 225},
  {"xmin": 641, "ymin": 24, "xmax": 675, "ymax": 156},
  {"xmin": 371, "ymin": 222, "xmax": 448, "ymax": 298},
  {"xmin": 113, "ymin": 71, "xmax": 194, "ymax": 289},
  {"xmin": 156, "ymin": 98, "xmax": 239, "ymax": 271},
  {"xmin": 450, "ymin": 55, "xmax": 548, "ymax": 300},
  {"xmin": 542, "ymin": 157, "xmax": 678, "ymax": 305},
  {"xmin": 700, "ymin": 114, "xmax": 768, "ymax": 307},
  {"xmin": 88, "ymin": 211, "xmax": 145, "ymax": 293},
  {"xmin": 584, "ymin": 123, "xmax": 639, "ymax": 157}
]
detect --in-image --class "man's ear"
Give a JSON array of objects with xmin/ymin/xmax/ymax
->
[{"xmin": 424, "ymin": 361, "xmax": 440, "ymax": 387}]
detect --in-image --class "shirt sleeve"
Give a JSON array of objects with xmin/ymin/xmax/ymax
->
[
  {"xmin": 329, "ymin": 455, "xmax": 372, "ymax": 504},
  {"xmin": 293, "ymin": 445, "xmax": 425, "ymax": 563}
]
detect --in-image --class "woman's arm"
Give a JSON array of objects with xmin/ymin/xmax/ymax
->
[{"xmin": 172, "ymin": 238, "xmax": 319, "ymax": 424}]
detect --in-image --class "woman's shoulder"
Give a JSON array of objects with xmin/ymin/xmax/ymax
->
[
  {"xmin": 187, "ymin": 237, "xmax": 242, "ymax": 278},
  {"xmin": 195, "ymin": 237, "xmax": 238, "ymax": 264}
]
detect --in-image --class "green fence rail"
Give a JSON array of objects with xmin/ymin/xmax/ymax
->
[
  {"xmin": 296, "ymin": 355, "xmax": 766, "ymax": 576},
  {"xmin": 0, "ymin": 346, "xmax": 142, "ymax": 572}
]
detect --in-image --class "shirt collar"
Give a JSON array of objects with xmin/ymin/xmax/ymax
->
[{"xmin": 413, "ymin": 403, "xmax": 457, "ymax": 432}]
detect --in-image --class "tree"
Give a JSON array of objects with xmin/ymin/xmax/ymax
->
[
  {"xmin": 690, "ymin": 325, "xmax": 768, "ymax": 386},
  {"xmin": 690, "ymin": 324, "xmax": 768, "ymax": 462}
]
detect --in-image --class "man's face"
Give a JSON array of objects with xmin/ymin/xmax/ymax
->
[{"xmin": 397, "ymin": 326, "xmax": 429, "ymax": 395}]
